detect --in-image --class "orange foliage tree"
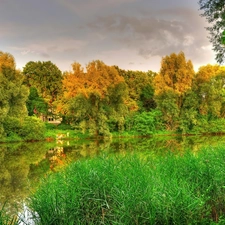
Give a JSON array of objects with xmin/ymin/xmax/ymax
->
[{"xmin": 62, "ymin": 60, "xmax": 127, "ymax": 136}]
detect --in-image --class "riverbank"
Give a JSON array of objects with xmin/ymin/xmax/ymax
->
[
  {"xmin": 2, "ymin": 145, "xmax": 225, "ymax": 224},
  {"xmin": 0, "ymin": 127, "xmax": 174, "ymax": 143}
]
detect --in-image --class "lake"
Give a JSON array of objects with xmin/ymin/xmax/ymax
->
[{"xmin": 0, "ymin": 134, "xmax": 225, "ymax": 216}]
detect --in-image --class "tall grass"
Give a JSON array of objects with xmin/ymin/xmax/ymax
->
[
  {"xmin": 0, "ymin": 203, "xmax": 18, "ymax": 225},
  {"xmin": 28, "ymin": 146, "xmax": 225, "ymax": 224}
]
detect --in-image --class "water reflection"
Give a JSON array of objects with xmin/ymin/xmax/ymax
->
[{"xmin": 0, "ymin": 135, "xmax": 225, "ymax": 217}]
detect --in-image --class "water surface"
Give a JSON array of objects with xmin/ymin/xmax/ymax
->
[{"xmin": 0, "ymin": 135, "xmax": 224, "ymax": 215}]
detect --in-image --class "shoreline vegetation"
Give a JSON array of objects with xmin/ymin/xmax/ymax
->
[
  {"xmin": 2, "ymin": 48, "xmax": 225, "ymax": 223},
  {"xmin": 2, "ymin": 50, "xmax": 225, "ymax": 146},
  {"xmin": 1, "ymin": 146, "xmax": 225, "ymax": 224},
  {"xmin": 1, "ymin": 124, "xmax": 225, "ymax": 144}
]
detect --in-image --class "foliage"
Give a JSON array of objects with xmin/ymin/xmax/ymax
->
[
  {"xmin": 0, "ymin": 51, "xmax": 29, "ymax": 138},
  {"xmin": 62, "ymin": 61, "xmax": 128, "ymax": 137},
  {"xmin": 23, "ymin": 61, "xmax": 62, "ymax": 102},
  {"xmin": 194, "ymin": 66, "xmax": 225, "ymax": 118},
  {"xmin": 26, "ymin": 87, "xmax": 48, "ymax": 116},
  {"xmin": 155, "ymin": 90, "xmax": 180, "ymax": 130},
  {"xmin": 3, "ymin": 116, "xmax": 45, "ymax": 141},
  {"xmin": 0, "ymin": 203, "xmax": 18, "ymax": 225},
  {"xmin": 154, "ymin": 52, "xmax": 195, "ymax": 131},
  {"xmin": 198, "ymin": 0, "xmax": 225, "ymax": 64},
  {"xmin": 2, "ymin": 116, "xmax": 22, "ymax": 136},
  {"xmin": 55, "ymin": 123, "xmax": 73, "ymax": 130},
  {"xmin": 131, "ymin": 110, "xmax": 164, "ymax": 135},
  {"xmin": 23, "ymin": 61, "xmax": 63, "ymax": 121},
  {"xmin": 19, "ymin": 116, "xmax": 45, "ymax": 141},
  {"xmin": 3, "ymin": 49, "xmax": 225, "ymax": 137},
  {"xmin": 115, "ymin": 67, "xmax": 157, "ymax": 112},
  {"xmin": 154, "ymin": 51, "xmax": 194, "ymax": 97}
]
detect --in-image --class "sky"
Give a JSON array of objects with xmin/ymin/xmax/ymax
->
[{"xmin": 0, "ymin": 0, "xmax": 218, "ymax": 73}]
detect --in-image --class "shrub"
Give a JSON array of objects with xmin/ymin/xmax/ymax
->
[
  {"xmin": 132, "ymin": 110, "xmax": 164, "ymax": 135},
  {"xmin": 19, "ymin": 116, "xmax": 45, "ymax": 141},
  {"xmin": 56, "ymin": 123, "xmax": 73, "ymax": 130},
  {"xmin": 3, "ymin": 116, "xmax": 22, "ymax": 136}
]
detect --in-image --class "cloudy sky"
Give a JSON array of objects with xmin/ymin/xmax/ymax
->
[{"xmin": 0, "ymin": 0, "xmax": 217, "ymax": 72}]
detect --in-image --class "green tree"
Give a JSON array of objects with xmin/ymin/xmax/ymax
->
[
  {"xmin": 26, "ymin": 87, "xmax": 48, "ymax": 116},
  {"xmin": 131, "ymin": 110, "xmax": 164, "ymax": 135},
  {"xmin": 198, "ymin": 0, "xmax": 225, "ymax": 64},
  {"xmin": 23, "ymin": 61, "xmax": 63, "ymax": 110},
  {"xmin": 155, "ymin": 91, "xmax": 180, "ymax": 130},
  {"xmin": 195, "ymin": 66, "xmax": 225, "ymax": 118},
  {"xmin": 0, "ymin": 51, "xmax": 29, "ymax": 138},
  {"xmin": 115, "ymin": 67, "xmax": 156, "ymax": 112},
  {"xmin": 178, "ymin": 90, "xmax": 199, "ymax": 133}
]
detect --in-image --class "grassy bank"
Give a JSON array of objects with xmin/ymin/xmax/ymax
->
[
  {"xmin": 22, "ymin": 146, "xmax": 225, "ymax": 224},
  {"xmin": 0, "ymin": 204, "xmax": 18, "ymax": 225}
]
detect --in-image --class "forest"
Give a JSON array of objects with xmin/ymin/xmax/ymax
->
[{"xmin": 1, "ymin": 50, "xmax": 225, "ymax": 141}]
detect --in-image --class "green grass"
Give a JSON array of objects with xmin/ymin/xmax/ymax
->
[
  {"xmin": 0, "ymin": 203, "xmax": 18, "ymax": 225},
  {"xmin": 44, "ymin": 129, "xmax": 90, "ymax": 141},
  {"xmin": 25, "ymin": 146, "xmax": 225, "ymax": 224}
]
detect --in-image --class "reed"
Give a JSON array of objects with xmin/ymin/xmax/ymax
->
[
  {"xmin": 0, "ymin": 203, "xmax": 18, "ymax": 225},
  {"xmin": 27, "ymin": 146, "xmax": 225, "ymax": 224}
]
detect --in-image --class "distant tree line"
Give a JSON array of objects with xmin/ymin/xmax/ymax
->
[{"xmin": 1, "ymin": 50, "xmax": 225, "ymax": 140}]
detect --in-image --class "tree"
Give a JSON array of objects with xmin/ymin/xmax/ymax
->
[
  {"xmin": 115, "ymin": 67, "xmax": 157, "ymax": 112},
  {"xmin": 0, "ymin": 51, "xmax": 29, "ymax": 137},
  {"xmin": 23, "ymin": 61, "xmax": 63, "ymax": 105},
  {"xmin": 26, "ymin": 87, "xmax": 48, "ymax": 116},
  {"xmin": 195, "ymin": 64, "xmax": 221, "ymax": 84},
  {"xmin": 154, "ymin": 52, "xmax": 195, "ymax": 130},
  {"xmin": 194, "ymin": 64, "xmax": 225, "ymax": 118},
  {"xmin": 198, "ymin": 0, "xmax": 225, "ymax": 64},
  {"xmin": 62, "ymin": 60, "xmax": 128, "ymax": 136}
]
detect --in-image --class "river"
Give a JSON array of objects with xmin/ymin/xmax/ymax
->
[{"xmin": 0, "ymin": 134, "xmax": 224, "ymax": 218}]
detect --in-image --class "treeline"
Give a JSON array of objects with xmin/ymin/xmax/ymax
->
[{"xmin": 1, "ymin": 50, "xmax": 225, "ymax": 140}]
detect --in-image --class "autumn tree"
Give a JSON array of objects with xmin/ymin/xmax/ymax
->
[
  {"xmin": 154, "ymin": 52, "xmax": 195, "ymax": 130},
  {"xmin": 198, "ymin": 0, "xmax": 225, "ymax": 64},
  {"xmin": 62, "ymin": 60, "xmax": 128, "ymax": 136}
]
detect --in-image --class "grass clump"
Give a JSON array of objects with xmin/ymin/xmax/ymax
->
[
  {"xmin": 0, "ymin": 203, "xmax": 18, "ymax": 225},
  {"xmin": 28, "ymin": 146, "xmax": 225, "ymax": 224}
]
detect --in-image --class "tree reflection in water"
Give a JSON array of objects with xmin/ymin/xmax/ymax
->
[{"xmin": 0, "ymin": 135, "xmax": 225, "ymax": 218}]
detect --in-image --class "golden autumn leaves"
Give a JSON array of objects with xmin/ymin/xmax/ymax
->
[
  {"xmin": 154, "ymin": 52, "xmax": 195, "ymax": 96},
  {"xmin": 63, "ymin": 60, "xmax": 124, "ymax": 100}
]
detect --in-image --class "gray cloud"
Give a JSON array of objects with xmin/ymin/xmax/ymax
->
[
  {"xmin": 87, "ymin": 7, "xmax": 210, "ymax": 63},
  {"xmin": 0, "ymin": 0, "xmax": 216, "ymax": 72}
]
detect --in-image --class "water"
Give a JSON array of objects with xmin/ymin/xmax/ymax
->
[{"xmin": 0, "ymin": 134, "xmax": 225, "ymax": 219}]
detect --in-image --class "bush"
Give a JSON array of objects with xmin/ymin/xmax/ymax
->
[
  {"xmin": 56, "ymin": 123, "xmax": 73, "ymax": 130},
  {"xmin": 45, "ymin": 122, "xmax": 57, "ymax": 130},
  {"xmin": 19, "ymin": 116, "xmax": 45, "ymax": 141},
  {"xmin": 2, "ymin": 116, "xmax": 45, "ymax": 141},
  {"xmin": 3, "ymin": 116, "xmax": 22, "ymax": 136},
  {"xmin": 132, "ymin": 110, "xmax": 164, "ymax": 135}
]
